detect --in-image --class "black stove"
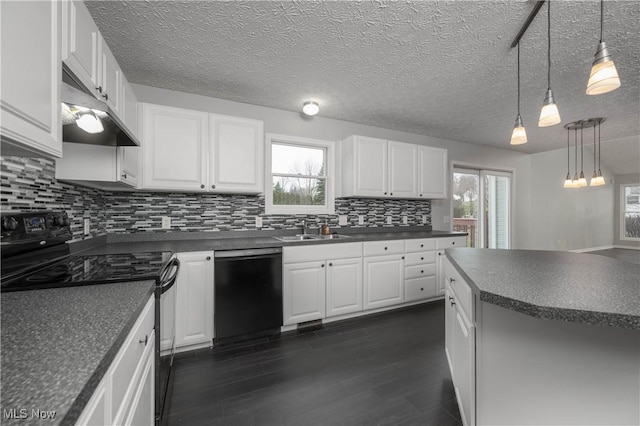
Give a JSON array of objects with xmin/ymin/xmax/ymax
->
[{"xmin": 0, "ymin": 211, "xmax": 172, "ymax": 292}]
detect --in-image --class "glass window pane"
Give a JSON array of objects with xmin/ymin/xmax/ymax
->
[
  {"xmin": 272, "ymin": 144, "xmax": 325, "ymax": 175},
  {"xmin": 272, "ymin": 177, "xmax": 326, "ymax": 206},
  {"xmin": 624, "ymin": 213, "xmax": 640, "ymax": 238},
  {"xmin": 625, "ymin": 186, "xmax": 640, "ymax": 212},
  {"xmin": 452, "ymin": 170, "xmax": 479, "ymax": 248}
]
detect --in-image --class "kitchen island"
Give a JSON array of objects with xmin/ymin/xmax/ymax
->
[{"xmin": 444, "ymin": 248, "xmax": 640, "ymax": 426}]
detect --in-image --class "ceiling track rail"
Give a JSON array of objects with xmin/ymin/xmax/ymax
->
[{"xmin": 511, "ymin": 0, "xmax": 546, "ymax": 48}]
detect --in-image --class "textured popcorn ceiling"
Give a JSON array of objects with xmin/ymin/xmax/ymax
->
[{"xmin": 86, "ymin": 0, "xmax": 640, "ymax": 155}]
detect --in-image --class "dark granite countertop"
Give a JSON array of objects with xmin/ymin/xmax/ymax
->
[
  {"xmin": 445, "ymin": 248, "xmax": 640, "ymax": 329},
  {"xmin": 1, "ymin": 281, "xmax": 155, "ymax": 425},
  {"xmin": 77, "ymin": 228, "xmax": 467, "ymax": 255}
]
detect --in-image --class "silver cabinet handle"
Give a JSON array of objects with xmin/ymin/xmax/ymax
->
[
  {"xmin": 200, "ymin": 184, "xmax": 205, "ymax": 189},
  {"xmin": 139, "ymin": 335, "xmax": 148, "ymax": 346},
  {"xmin": 211, "ymin": 184, "xmax": 216, "ymax": 189},
  {"xmin": 102, "ymin": 93, "xmax": 109, "ymax": 101},
  {"xmin": 121, "ymin": 173, "xmax": 127, "ymax": 179}
]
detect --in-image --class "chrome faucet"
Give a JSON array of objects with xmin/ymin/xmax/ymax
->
[{"xmin": 300, "ymin": 219, "xmax": 307, "ymax": 235}]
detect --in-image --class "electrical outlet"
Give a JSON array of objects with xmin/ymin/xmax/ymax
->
[
  {"xmin": 422, "ymin": 215, "xmax": 427, "ymax": 224},
  {"xmin": 338, "ymin": 215, "xmax": 348, "ymax": 226},
  {"xmin": 358, "ymin": 215, "xmax": 364, "ymax": 225},
  {"xmin": 83, "ymin": 218, "xmax": 90, "ymax": 235},
  {"xmin": 161, "ymin": 216, "xmax": 171, "ymax": 229},
  {"xmin": 255, "ymin": 216, "xmax": 263, "ymax": 228},
  {"xmin": 402, "ymin": 216, "xmax": 408, "ymax": 225},
  {"xmin": 444, "ymin": 216, "xmax": 450, "ymax": 224},
  {"xmin": 386, "ymin": 216, "xmax": 392, "ymax": 225}
]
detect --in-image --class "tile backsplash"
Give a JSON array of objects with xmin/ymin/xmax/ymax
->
[{"xmin": 1, "ymin": 156, "xmax": 431, "ymax": 238}]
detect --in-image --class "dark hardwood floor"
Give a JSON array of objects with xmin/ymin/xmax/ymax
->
[{"xmin": 166, "ymin": 300, "xmax": 461, "ymax": 426}]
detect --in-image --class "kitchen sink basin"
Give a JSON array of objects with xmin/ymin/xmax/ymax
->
[
  {"xmin": 273, "ymin": 234, "xmax": 351, "ymax": 242},
  {"xmin": 273, "ymin": 235, "xmax": 317, "ymax": 242}
]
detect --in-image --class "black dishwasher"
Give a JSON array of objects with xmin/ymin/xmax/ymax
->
[{"xmin": 214, "ymin": 247, "xmax": 283, "ymax": 345}]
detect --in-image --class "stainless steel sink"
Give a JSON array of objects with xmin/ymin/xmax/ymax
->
[
  {"xmin": 273, "ymin": 234, "xmax": 351, "ymax": 242},
  {"xmin": 272, "ymin": 235, "xmax": 317, "ymax": 242}
]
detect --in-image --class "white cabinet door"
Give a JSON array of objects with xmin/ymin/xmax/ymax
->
[
  {"xmin": 98, "ymin": 38, "xmax": 121, "ymax": 116},
  {"xmin": 418, "ymin": 146, "xmax": 448, "ymax": 199},
  {"xmin": 388, "ymin": 141, "xmax": 417, "ymax": 198},
  {"xmin": 326, "ymin": 257, "xmax": 363, "ymax": 317},
  {"xmin": 454, "ymin": 308, "xmax": 475, "ymax": 426},
  {"xmin": 283, "ymin": 261, "xmax": 326, "ymax": 325},
  {"xmin": 210, "ymin": 114, "xmax": 264, "ymax": 193},
  {"xmin": 342, "ymin": 135, "xmax": 388, "ymax": 197},
  {"xmin": 122, "ymin": 76, "xmax": 138, "ymax": 139},
  {"xmin": 62, "ymin": 0, "xmax": 100, "ymax": 94},
  {"xmin": 175, "ymin": 251, "xmax": 214, "ymax": 348},
  {"xmin": 141, "ymin": 104, "xmax": 209, "ymax": 191},
  {"xmin": 118, "ymin": 146, "xmax": 138, "ymax": 188},
  {"xmin": 75, "ymin": 375, "xmax": 108, "ymax": 426},
  {"xmin": 444, "ymin": 287, "xmax": 456, "ymax": 376},
  {"xmin": 0, "ymin": 0, "xmax": 62, "ymax": 158},
  {"xmin": 124, "ymin": 333, "xmax": 155, "ymax": 426},
  {"xmin": 436, "ymin": 237, "xmax": 467, "ymax": 296},
  {"xmin": 363, "ymin": 255, "xmax": 404, "ymax": 310}
]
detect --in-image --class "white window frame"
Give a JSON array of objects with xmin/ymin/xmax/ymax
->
[
  {"xmin": 265, "ymin": 133, "xmax": 335, "ymax": 215},
  {"xmin": 620, "ymin": 183, "xmax": 640, "ymax": 242}
]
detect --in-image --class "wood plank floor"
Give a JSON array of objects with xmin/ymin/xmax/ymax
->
[{"xmin": 166, "ymin": 300, "xmax": 461, "ymax": 426}]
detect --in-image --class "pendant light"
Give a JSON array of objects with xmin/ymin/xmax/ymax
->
[
  {"xmin": 538, "ymin": 0, "xmax": 561, "ymax": 127},
  {"xmin": 590, "ymin": 121, "xmax": 598, "ymax": 186},
  {"xmin": 510, "ymin": 42, "xmax": 527, "ymax": 145},
  {"xmin": 591, "ymin": 119, "xmax": 606, "ymax": 186},
  {"xmin": 586, "ymin": 0, "xmax": 621, "ymax": 95},
  {"xmin": 563, "ymin": 127, "xmax": 574, "ymax": 188},
  {"xmin": 577, "ymin": 124, "xmax": 588, "ymax": 187}
]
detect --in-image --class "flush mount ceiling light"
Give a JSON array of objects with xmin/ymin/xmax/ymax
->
[
  {"xmin": 538, "ymin": 0, "xmax": 561, "ymax": 127},
  {"xmin": 510, "ymin": 42, "xmax": 527, "ymax": 145},
  {"xmin": 586, "ymin": 0, "xmax": 621, "ymax": 95},
  {"xmin": 302, "ymin": 101, "xmax": 319, "ymax": 116}
]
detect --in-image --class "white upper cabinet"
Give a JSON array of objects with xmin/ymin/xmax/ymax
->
[
  {"xmin": 62, "ymin": 0, "xmax": 99, "ymax": 95},
  {"xmin": 141, "ymin": 103, "xmax": 209, "ymax": 192},
  {"xmin": 341, "ymin": 135, "xmax": 388, "ymax": 197},
  {"xmin": 141, "ymin": 103, "xmax": 264, "ymax": 194},
  {"xmin": 341, "ymin": 135, "xmax": 446, "ymax": 199},
  {"xmin": 209, "ymin": 114, "xmax": 263, "ymax": 193},
  {"xmin": 388, "ymin": 140, "xmax": 418, "ymax": 198},
  {"xmin": 0, "ymin": 0, "xmax": 62, "ymax": 158},
  {"xmin": 418, "ymin": 146, "xmax": 448, "ymax": 199},
  {"xmin": 121, "ymin": 76, "xmax": 138, "ymax": 139},
  {"xmin": 98, "ymin": 39, "xmax": 121, "ymax": 115}
]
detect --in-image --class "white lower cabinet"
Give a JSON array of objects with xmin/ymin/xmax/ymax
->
[
  {"xmin": 283, "ymin": 261, "xmax": 326, "ymax": 325},
  {"xmin": 76, "ymin": 295, "xmax": 155, "ymax": 426},
  {"xmin": 175, "ymin": 251, "xmax": 214, "ymax": 349},
  {"xmin": 326, "ymin": 257, "xmax": 363, "ymax": 317},
  {"xmin": 436, "ymin": 236, "xmax": 467, "ymax": 296},
  {"xmin": 443, "ymin": 257, "xmax": 475, "ymax": 426},
  {"xmin": 363, "ymin": 255, "xmax": 404, "ymax": 309}
]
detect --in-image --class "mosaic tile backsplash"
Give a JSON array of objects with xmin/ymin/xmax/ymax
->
[{"xmin": 1, "ymin": 156, "xmax": 431, "ymax": 238}]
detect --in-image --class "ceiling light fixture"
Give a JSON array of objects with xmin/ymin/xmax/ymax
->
[
  {"xmin": 563, "ymin": 118, "xmax": 606, "ymax": 188},
  {"xmin": 538, "ymin": 0, "xmax": 561, "ymax": 127},
  {"xmin": 591, "ymin": 119, "xmax": 606, "ymax": 186},
  {"xmin": 577, "ymin": 124, "xmax": 588, "ymax": 187},
  {"xmin": 510, "ymin": 42, "xmax": 527, "ymax": 145},
  {"xmin": 586, "ymin": 0, "xmax": 621, "ymax": 95},
  {"xmin": 302, "ymin": 101, "xmax": 319, "ymax": 116}
]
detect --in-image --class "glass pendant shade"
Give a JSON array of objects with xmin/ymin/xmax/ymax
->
[
  {"xmin": 538, "ymin": 89, "xmax": 561, "ymax": 127},
  {"xmin": 563, "ymin": 173, "xmax": 575, "ymax": 188},
  {"xmin": 591, "ymin": 171, "xmax": 606, "ymax": 186},
  {"xmin": 510, "ymin": 115, "xmax": 527, "ymax": 145},
  {"xmin": 577, "ymin": 171, "xmax": 588, "ymax": 187},
  {"xmin": 586, "ymin": 43, "xmax": 621, "ymax": 95},
  {"xmin": 76, "ymin": 112, "xmax": 104, "ymax": 134}
]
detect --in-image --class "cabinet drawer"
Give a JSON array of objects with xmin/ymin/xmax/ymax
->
[
  {"xmin": 436, "ymin": 236, "xmax": 467, "ymax": 249},
  {"xmin": 405, "ymin": 276, "xmax": 436, "ymax": 301},
  {"xmin": 405, "ymin": 263, "xmax": 436, "ymax": 280},
  {"xmin": 404, "ymin": 251, "xmax": 436, "ymax": 266},
  {"xmin": 110, "ymin": 295, "xmax": 155, "ymax": 422},
  {"xmin": 363, "ymin": 240, "xmax": 404, "ymax": 256},
  {"xmin": 405, "ymin": 238, "xmax": 436, "ymax": 252},
  {"xmin": 445, "ymin": 261, "xmax": 472, "ymax": 319},
  {"xmin": 284, "ymin": 242, "xmax": 362, "ymax": 264}
]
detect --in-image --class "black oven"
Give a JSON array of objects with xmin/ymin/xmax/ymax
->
[{"xmin": 1, "ymin": 211, "xmax": 179, "ymax": 426}]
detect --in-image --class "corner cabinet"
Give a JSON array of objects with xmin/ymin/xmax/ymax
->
[
  {"xmin": 140, "ymin": 103, "xmax": 264, "ymax": 194},
  {"xmin": 0, "ymin": 0, "xmax": 62, "ymax": 158},
  {"xmin": 341, "ymin": 135, "xmax": 446, "ymax": 199},
  {"xmin": 175, "ymin": 251, "xmax": 214, "ymax": 350}
]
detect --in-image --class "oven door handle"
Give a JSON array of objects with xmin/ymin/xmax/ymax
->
[{"xmin": 160, "ymin": 258, "xmax": 180, "ymax": 294}]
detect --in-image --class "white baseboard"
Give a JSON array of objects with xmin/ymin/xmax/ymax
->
[
  {"xmin": 614, "ymin": 245, "xmax": 640, "ymax": 250},
  {"xmin": 570, "ymin": 245, "xmax": 615, "ymax": 253}
]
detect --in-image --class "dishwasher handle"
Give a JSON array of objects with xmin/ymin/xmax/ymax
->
[{"xmin": 214, "ymin": 248, "xmax": 282, "ymax": 258}]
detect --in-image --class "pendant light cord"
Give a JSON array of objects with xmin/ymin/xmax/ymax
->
[
  {"xmin": 574, "ymin": 128, "xmax": 578, "ymax": 175},
  {"xmin": 598, "ymin": 120, "xmax": 601, "ymax": 169},
  {"xmin": 580, "ymin": 124, "xmax": 584, "ymax": 172},
  {"xmin": 547, "ymin": 0, "xmax": 551, "ymax": 90},
  {"xmin": 517, "ymin": 43, "xmax": 521, "ymax": 114},
  {"xmin": 593, "ymin": 122, "xmax": 597, "ymax": 171},
  {"xmin": 600, "ymin": 0, "xmax": 604, "ymax": 42},
  {"xmin": 567, "ymin": 128, "xmax": 570, "ymax": 173}
]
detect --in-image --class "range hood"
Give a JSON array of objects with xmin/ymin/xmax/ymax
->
[{"xmin": 61, "ymin": 69, "xmax": 140, "ymax": 147}]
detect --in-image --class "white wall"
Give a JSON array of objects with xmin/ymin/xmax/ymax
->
[
  {"xmin": 519, "ymin": 148, "xmax": 615, "ymax": 251},
  {"xmin": 132, "ymin": 84, "xmax": 617, "ymax": 251}
]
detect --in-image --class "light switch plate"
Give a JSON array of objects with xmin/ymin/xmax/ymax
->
[
  {"xmin": 402, "ymin": 216, "xmax": 408, "ymax": 225},
  {"xmin": 338, "ymin": 215, "xmax": 348, "ymax": 226},
  {"xmin": 386, "ymin": 216, "xmax": 392, "ymax": 225},
  {"xmin": 422, "ymin": 215, "xmax": 427, "ymax": 224},
  {"xmin": 255, "ymin": 216, "xmax": 263, "ymax": 228},
  {"xmin": 83, "ymin": 218, "xmax": 90, "ymax": 235},
  {"xmin": 358, "ymin": 215, "xmax": 365, "ymax": 225},
  {"xmin": 161, "ymin": 216, "xmax": 171, "ymax": 229}
]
